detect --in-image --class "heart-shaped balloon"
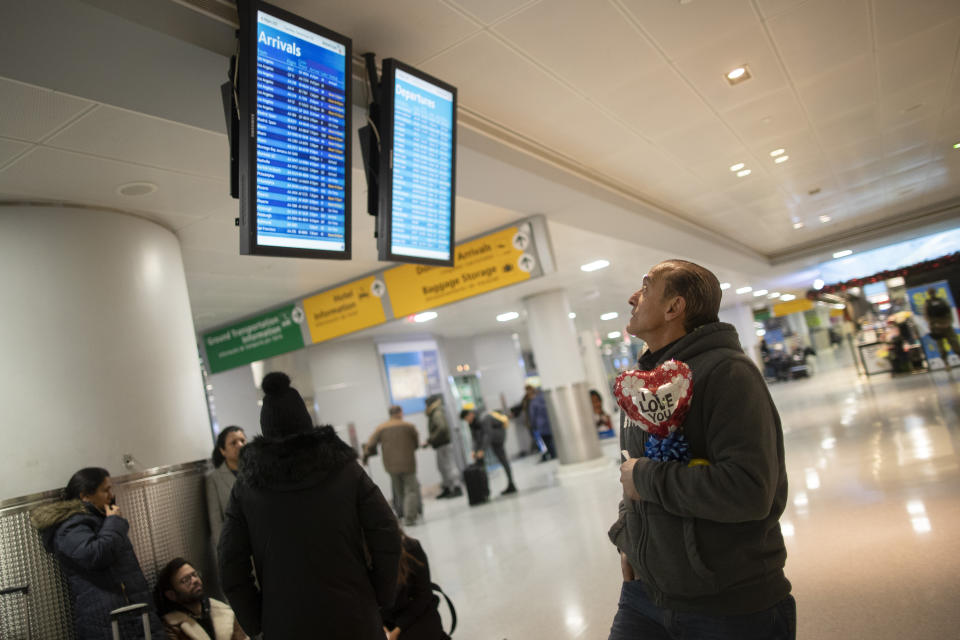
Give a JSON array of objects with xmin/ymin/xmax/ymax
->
[{"xmin": 614, "ymin": 359, "xmax": 693, "ymax": 438}]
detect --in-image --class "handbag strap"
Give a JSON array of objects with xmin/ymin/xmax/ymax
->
[{"xmin": 431, "ymin": 582, "xmax": 457, "ymax": 636}]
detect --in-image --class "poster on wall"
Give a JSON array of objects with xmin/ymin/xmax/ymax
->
[
  {"xmin": 382, "ymin": 349, "xmax": 444, "ymax": 414},
  {"xmin": 906, "ymin": 280, "xmax": 960, "ymax": 369}
]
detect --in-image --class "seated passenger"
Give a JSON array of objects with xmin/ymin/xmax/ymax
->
[
  {"xmin": 381, "ymin": 532, "xmax": 449, "ymax": 640},
  {"xmin": 154, "ymin": 557, "xmax": 247, "ymax": 640},
  {"xmin": 30, "ymin": 467, "xmax": 164, "ymax": 639}
]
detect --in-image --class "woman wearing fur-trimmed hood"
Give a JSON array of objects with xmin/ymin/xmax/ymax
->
[{"xmin": 218, "ymin": 372, "xmax": 402, "ymax": 639}]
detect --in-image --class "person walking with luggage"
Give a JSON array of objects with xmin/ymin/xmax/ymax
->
[
  {"xmin": 460, "ymin": 409, "xmax": 517, "ymax": 495},
  {"xmin": 423, "ymin": 394, "xmax": 462, "ymax": 499},
  {"xmin": 219, "ymin": 372, "xmax": 401, "ymax": 639},
  {"xmin": 924, "ymin": 287, "xmax": 960, "ymax": 366},
  {"xmin": 381, "ymin": 531, "xmax": 450, "ymax": 640},
  {"xmin": 30, "ymin": 467, "xmax": 164, "ymax": 639},
  {"xmin": 364, "ymin": 406, "xmax": 424, "ymax": 525},
  {"xmin": 607, "ymin": 260, "xmax": 794, "ymax": 639}
]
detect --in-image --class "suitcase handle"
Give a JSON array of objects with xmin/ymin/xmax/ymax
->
[{"xmin": 110, "ymin": 603, "xmax": 151, "ymax": 640}]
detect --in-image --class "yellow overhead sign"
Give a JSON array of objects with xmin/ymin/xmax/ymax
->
[
  {"xmin": 384, "ymin": 226, "xmax": 535, "ymax": 318},
  {"xmin": 302, "ymin": 275, "xmax": 387, "ymax": 343},
  {"xmin": 773, "ymin": 298, "xmax": 814, "ymax": 317}
]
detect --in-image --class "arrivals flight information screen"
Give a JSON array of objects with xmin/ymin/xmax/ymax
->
[
  {"xmin": 254, "ymin": 10, "xmax": 348, "ymax": 253},
  {"xmin": 388, "ymin": 68, "xmax": 455, "ymax": 262}
]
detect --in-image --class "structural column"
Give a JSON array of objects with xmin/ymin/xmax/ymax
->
[
  {"xmin": 523, "ymin": 290, "xmax": 602, "ymax": 465},
  {"xmin": 0, "ymin": 205, "xmax": 212, "ymax": 498}
]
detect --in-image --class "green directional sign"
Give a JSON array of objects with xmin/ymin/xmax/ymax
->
[{"xmin": 203, "ymin": 305, "xmax": 305, "ymax": 373}]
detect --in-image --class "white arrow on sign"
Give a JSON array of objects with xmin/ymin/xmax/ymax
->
[
  {"xmin": 371, "ymin": 280, "xmax": 386, "ymax": 298},
  {"xmin": 512, "ymin": 232, "xmax": 530, "ymax": 251},
  {"xmin": 291, "ymin": 307, "xmax": 305, "ymax": 324},
  {"xmin": 518, "ymin": 253, "xmax": 536, "ymax": 273}
]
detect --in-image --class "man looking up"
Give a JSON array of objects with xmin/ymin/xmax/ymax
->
[
  {"xmin": 154, "ymin": 557, "xmax": 246, "ymax": 639},
  {"xmin": 607, "ymin": 260, "xmax": 794, "ymax": 640}
]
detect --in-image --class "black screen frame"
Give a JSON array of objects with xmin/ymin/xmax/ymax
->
[
  {"xmin": 377, "ymin": 58, "xmax": 457, "ymax": 268},
  {"xmin": 237, "ymin": 0, "xmax": 353, "ymax": 260}
]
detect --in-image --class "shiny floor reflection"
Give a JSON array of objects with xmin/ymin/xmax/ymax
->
[{"xmin": 408, "ymin": 359, "xmax": 960, "ymax": 639}]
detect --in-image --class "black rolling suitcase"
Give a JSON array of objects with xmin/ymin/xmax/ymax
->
[
  {"xmin": 463, "ymin": 463, "xmax": 489, "ymax": 506},
  {"xmin": 110, "ymin": 603, "xmax": 153, "ymax": 640}
]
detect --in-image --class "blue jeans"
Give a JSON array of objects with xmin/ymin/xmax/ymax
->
[{"xmin": 609, "ymin": 580, "xmax": 796, "ymax": 640}]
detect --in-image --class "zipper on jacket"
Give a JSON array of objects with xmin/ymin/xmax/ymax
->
[
  {"xmin": 121, "ymin": 580, "xmax": 129, "ymax": 605},
  {"xmin": 636, "ymin": 500, "xmax": 665, "ymax": 607}
]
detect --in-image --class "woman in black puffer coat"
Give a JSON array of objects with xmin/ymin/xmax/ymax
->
[{"xmin": 30, "ymin": 467, "xmax": 163, "ymax": 639}]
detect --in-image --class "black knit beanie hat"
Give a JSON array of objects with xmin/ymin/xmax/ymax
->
[{"xmin": 260, "ymin": 372, "xmax": 313, "ymax": 438}]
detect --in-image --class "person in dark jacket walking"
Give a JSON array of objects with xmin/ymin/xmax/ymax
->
[
  {"xmin": 30, "ymin": 467, "xmax": 163, "ymax": 639},
  {"xmin": 525, "ymin": 385, "xmax": 556, "ymax": 461},
  {"xmin": 607, "ymin": 260, "xmax": 794, "ymax": 640},
  {"xmin": 924, "ymin": 286, "xmax": 960, "ymax": 365},
  {"xmin": 460, "ymin": 409, "xmax": 517, "ymax": 495},
  {"xmin": 423, "ymin": 394, "xmax": 462, "ymax": 499},
  {"xmin": 218, "ymin": 372, "xmax": 402, "ymax": 639},
  {"xmin": 381, "ymin": 531, "xmax": 449, "ymax": 640}
]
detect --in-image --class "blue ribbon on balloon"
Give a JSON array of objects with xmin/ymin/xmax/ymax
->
[{"xmin": 645, "ymin": 432, "xmax": 690, "ymax": 463}]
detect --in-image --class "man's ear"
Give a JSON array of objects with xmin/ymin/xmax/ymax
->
[
  {"xmin": 665, "ymin": 295, "xmax": 686, "ymax": 323},
  {"xmin": 164, "ymin": 589, "xmax": 177, "ymax": 603}
]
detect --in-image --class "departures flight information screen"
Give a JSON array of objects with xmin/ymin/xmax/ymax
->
[
  {"xmin": 389, "ymin": 69, "xmax": 455, "ymax": 262},
  {"xmin": 254, "ymin": 11, "xmax": 347, "ymax": 253}
]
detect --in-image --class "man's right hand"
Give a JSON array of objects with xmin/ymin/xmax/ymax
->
[
  {"xmin": 105, "ymin": 504, "xmax": 121, "ymax": 518},
  {"xmin": 620, "ymin": 552, "xmax": 635, "ymax": 581}
]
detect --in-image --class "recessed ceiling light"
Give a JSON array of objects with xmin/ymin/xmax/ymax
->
[
  {"xmin": 720, "ymin": 282, "xmax": 731, "ymax": 290},
  {"xmin": 580, "ymin": 259, "xmax": 610, "ymax": 272},
  {"xmin": 774, "ymin": 155, "xmax": 789, "ymax": 164},
  {"xmin": 730, "ymin": 162, "xmax": 745, "ymax": 172},
  {"xmin": 768, "ymin": 292, "xmax": 781, "ymax": 299},
  {"xmin": 607, "ymin": 331, "xmax": 622, "ymax": 340},
  {"xmin": 116, "ymin": 181, "xmax": 158, "ymax": 196},
  {"xmin": 600, "ymin": 312, "xmax": 619, "ymax": 321},
  {"xmin": 725, "ymin": 65, "xmax": 751, "ymax": 85},
  {"xmin": 736, "ymin": 286, "xmax": 753, "ymax": 295},
  {"xmin": 819, "ymin": 215, "xmax": 831, "ymax": 223},
  {"xmin": 833, "ymin": 249, "xmax": 853, "ymax": 258},
  {"xmin": 568, "ymin": 312, "xmax": 576, "ymax": 319},
  {"xmin": 413, "ymin": 311, "xmax": 438, "ymax": 323},
  {"xmin": 813, "ymin": 279, "xmax": 825, "ymax": 290},
  {"xmin": 756, "ymin": 329, "xmax": 767, "ymax": 337},
  {"xmin": 780, "ymin": 294, "xmax": 796, "ymax": 302},
  {"xmin": 770, "ymin": 149, "xmax": 785, "ymax": 157},
  {"xmin": 753, "ymin": 289, "xmax": 769, "ymax": 297},
  {"xmin": 954, "ymin": 142, "xmax": 960, "ymax": 149},
  {"xmin": 737, "ymin": 169, "xmax": 752, "ymax": 177},
  {"xmin": 496, "ymin": 311, "xmax": 519, "ymax": 322},
  {"xmin": 793, "ymin": 222, "xmax": 804, "ymax": 229}
]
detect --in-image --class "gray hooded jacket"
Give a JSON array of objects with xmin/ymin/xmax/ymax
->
[{"xmin": 608, "ymin": 322, "xmax": 790, "ymax": 615}]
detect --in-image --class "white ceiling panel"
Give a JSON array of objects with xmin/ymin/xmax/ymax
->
[
  {"xmin": 447, "ymin": 0, "xmax": 540, "ymax": 25},
  {"xmin": 617, "ymin": 0, "xmax": 757, "ymax": 56},
  {"xmin": 0, "ymin": 137, "xmax": 31, "ymax": 168},
  {"xmin": 878, "ymin": 80, "xmax": 944, "ymax": 130},
  {"xmin": 277, "ymin": 0, "xmax": 479, "ymax": 65},
  {"xmin": 828, "ymin": 139, "xmax": 884, "ymax": 173},
  {"xmin": 767, "ymin": 0, "xmax": 870, "ymax": 83},
  {"xmin": 651, "ymin": 117, "xmax": 746, "ymax": 165},
  {"xmin": 422, "ymin": 33, "xmax": 582, "ymax": 139},
  {"xmin": 594, "ymin": 65, "xmax": 714, "ymax": 140},
  {"xmin": 884, "ymin": 146, "xmax": 934, "ymax": 176},
  {"xmin": 0, "ymin": 147, "xmax": 227, "ymax": 227},
  {"xmin": 721, "ymin": 88, "xmax": 809, "ymax": 144},
  {"xmin": 674, "ymin": 25, "xmax": 789, "ymax": 112},
  {"xmin": 494, "ymin": 0, "xmax": 662, "ymax": 95},
  {"xmin": 755, "ymin": 0, "xmax": 812, "ymax": 20},
  {"xmin": 876, "ymin": 19, "xmax": 960, "ymax": 95},
  {"xmin": 817, "ymin": 105, "xmax": 881, "ymax": 149},
  {"xmin": 882, "ymin": 117, "xmax": 938, "ymax": 155},
  {"xmin": 46, "ymin": 105, "xmax": 229, "ymax": 180},
  {"xmin": 795, "ymin": 54, "xmax": 875, "ymax": 123},
  {"xmin": 873, "ymin": 0, "xmax": 960, "ymax": 46},
  {"xmin": 0, "ymin": 77, "xmax": 93, "ymax": 142}
]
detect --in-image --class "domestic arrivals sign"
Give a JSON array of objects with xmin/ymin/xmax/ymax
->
[
  {"xmin": 203, "ymin": 305, "xmax": 305, "ymax": 374},
  {"xmin": 302, "ymin": 275, "xmax": 388, "ymax": 343},
  {"xmin": 384, "ymin": 225, "xmax": 536, "ymax": 317}
]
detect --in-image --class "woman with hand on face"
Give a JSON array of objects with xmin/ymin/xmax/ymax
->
[
  {"xmin": 30, "ymin": 467, "xmax": 163, "ymax": 639},
  {"xmin": 206, "ymin": 426, "xmax": 247, "ymax": 551}
]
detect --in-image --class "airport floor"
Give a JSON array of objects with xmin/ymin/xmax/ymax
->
[{"xmin": 407, "ymin": 355, "xmax": 960, "ymax": 639}]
